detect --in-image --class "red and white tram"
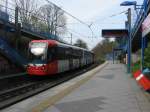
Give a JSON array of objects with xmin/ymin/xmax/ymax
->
[{"xmin": 27, "ymin": 40, "xmax": 94, "ymax": 76}]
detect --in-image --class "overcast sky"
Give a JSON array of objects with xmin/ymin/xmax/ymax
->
[
  {"xmin": 5, "ymin": 0, "xmax": 144, "ymax": 49},
  {"xmin": 46, "ymin": 0, "xmax": 144, "ymax": 49}
]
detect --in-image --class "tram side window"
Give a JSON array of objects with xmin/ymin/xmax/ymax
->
[
  {"xmin": 65, "ymin": 48, "xmax": 72, "ymax": 59},
  {"xmin": 56, "ymin": 47, "xmax": 66, "ymax": 60},
  {"xmin": 84, "ymin": 51, "xmax": 88, "ymax": 59},
  {"xmin": 72, "ymin": 49, "xmax": 81, "ymax": 59},
  {"xmin": 47, "ymin": 47, "xmax": 56, "ymax": 61},
  {"xmin": 56, "ymin": 47, "xmax": 72, "ymax": 60}
]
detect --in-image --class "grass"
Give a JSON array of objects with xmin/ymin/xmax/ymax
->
[{"xmin": 132, "ymin": 61, "xmax": 141, "ymax": 73}]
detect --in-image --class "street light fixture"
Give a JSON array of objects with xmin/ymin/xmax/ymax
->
[
  {"xmin": 120, "ymin": 1, "xmax": 132, "ymax": 73},
  {"xmin": 120, "ymin": 1, "xmax": 137, "ymax": 6},
  {"xmin": 120, "ymin": 1, "xmax": 143, "ymax": 13}
]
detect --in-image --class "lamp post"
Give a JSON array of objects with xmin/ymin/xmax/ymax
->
[
  {"xmin": 120, "ymin": 2, "xmax": 132, "ymax": 73},
  {"xmin": 127, "ymin": 8, "xmax": 132, "ymax": 73}
]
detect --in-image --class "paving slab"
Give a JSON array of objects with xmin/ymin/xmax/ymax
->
[{"xmin": 45, "ymin": 62, "xmax": 150, "ymax": 112}]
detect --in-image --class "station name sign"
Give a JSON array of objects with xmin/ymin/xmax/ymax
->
[
  {"xmin": 102, "ymin": 29, "xmax": 128, "ymax": 38},
  {"xmin": 142, "ymin": 13, "xmax": 150, "ymax": 37}
]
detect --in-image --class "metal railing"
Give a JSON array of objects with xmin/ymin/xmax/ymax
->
[
  {"xmin": 0, "ymin": 1, "xmax": 60, "ymax": 40},
  {"xmin": 0, "ymin": 37, "xmax": 27, "ymax": 67},
  {"xmin": 131, "ymin": 0, "xmax": 150, "ymax": 39}
]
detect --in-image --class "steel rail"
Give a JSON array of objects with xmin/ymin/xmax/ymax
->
[{"xmin": 0, "ymin": 72, "xmax": 26, "ymax": 80}]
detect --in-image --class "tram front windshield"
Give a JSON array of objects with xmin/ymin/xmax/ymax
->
[{"xmin": 29, "ymin": 42, "xmax": 47, "ymax": 63}]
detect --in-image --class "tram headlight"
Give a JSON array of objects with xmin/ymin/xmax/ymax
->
[
  {"xmin": 35, "ymin": 64, "xmax": 43, "ymax": 66},
  {"xmin": 41, "ymin": 64, "xmax": 47, "ymax": 70},
  {"xmin": 28, "ymin": 63, "xmax": 33, "ymax": 66}
]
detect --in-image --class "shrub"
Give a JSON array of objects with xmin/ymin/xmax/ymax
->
[
  {"xmin": 132, "ymin": 61, "xmax": 141, "ymax": 73},
  {"xmin": 144, "ymin": 43, "xmax": 150, "ymax": 68}
]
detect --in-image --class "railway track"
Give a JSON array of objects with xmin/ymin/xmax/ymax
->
[
  {"xmin": 0, "ymin": 72, "xmax": 26, "ymax": 80},
  {"xmin": 0, "ymin": 63, "xmax": 99, "ymax": 109},
  {"xmin": 0, "ymin": 72, "xmax": 32, "ymax": 93}
]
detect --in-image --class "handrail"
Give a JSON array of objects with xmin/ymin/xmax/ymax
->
[
  {"xmin": 0, "ymin": 3, "xmax": 61, "ymax": 41},
  {"xmin": 0, "ymin": 37, "xmax": 27, "ymax": 67},
  {"xmin": 131, "ymin": 0, "xmax": 150, "ymax": 38}
]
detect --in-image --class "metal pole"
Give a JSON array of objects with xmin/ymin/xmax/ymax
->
[
  {"xmin": 113, "ymin": 49, "xmax": 114, "ymax": 64},
  {"xmin": 55, "ymin": 12, "xmax": 58, "ymax": 38},
  {"xmin": 70, "ymin": 33, "xmax": 72, "ymax": 45},
  {"xmin": 54, "ymin": 6, "xmax": 58, "ymax": 38},
  {"xmin": 15, "ymin": 6, "xmax": 20, "ymax": 50},
  {"xmin": 3, "ymin": 0, "xmax": 8, "ymax": 40},
  {"xmin": 127, "ymin": 8, "xmax": 132, "ymax": 73},
  {"xmin": 141, "ymin": 0, "xmax": 147, "ymax": 71},
  {"xmin": 5, "ymin": 0, "xmax": 8, "ymax": 14},
  {"xmin": 141, "ymin": 37, "xmax": 144, "ymax": 70},
  {"xmin": 15, "ymin": 7, "xmax": 19, "ymax": 25}
]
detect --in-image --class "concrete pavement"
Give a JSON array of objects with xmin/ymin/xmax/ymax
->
[{"xmin": 45, "ymin": 62, "xmax": 150, "ymax": 112}]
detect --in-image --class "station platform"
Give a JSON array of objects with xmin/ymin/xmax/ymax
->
[{"xmin": 2, "ymin": 61, "xmax": 150, "ymax": 112}]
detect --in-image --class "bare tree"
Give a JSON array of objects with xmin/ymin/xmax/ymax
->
[
  {"xmin": 39, "ymin": 4, "xmax": 67, "ymax": 36},
  {"xmin": 74, "ymin": 39, "xmax": 88, "ymax": 49},
  {"xmin": 13, "ymin": 0, "xmax": 67, "ymax": 37},
  {"xmin": 14, "ymin": 0, "xmax": 38, "ymax": 28},
  {"xmin": 92, "ymin": 39, "xmax": 115, "ymax": 61}
]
